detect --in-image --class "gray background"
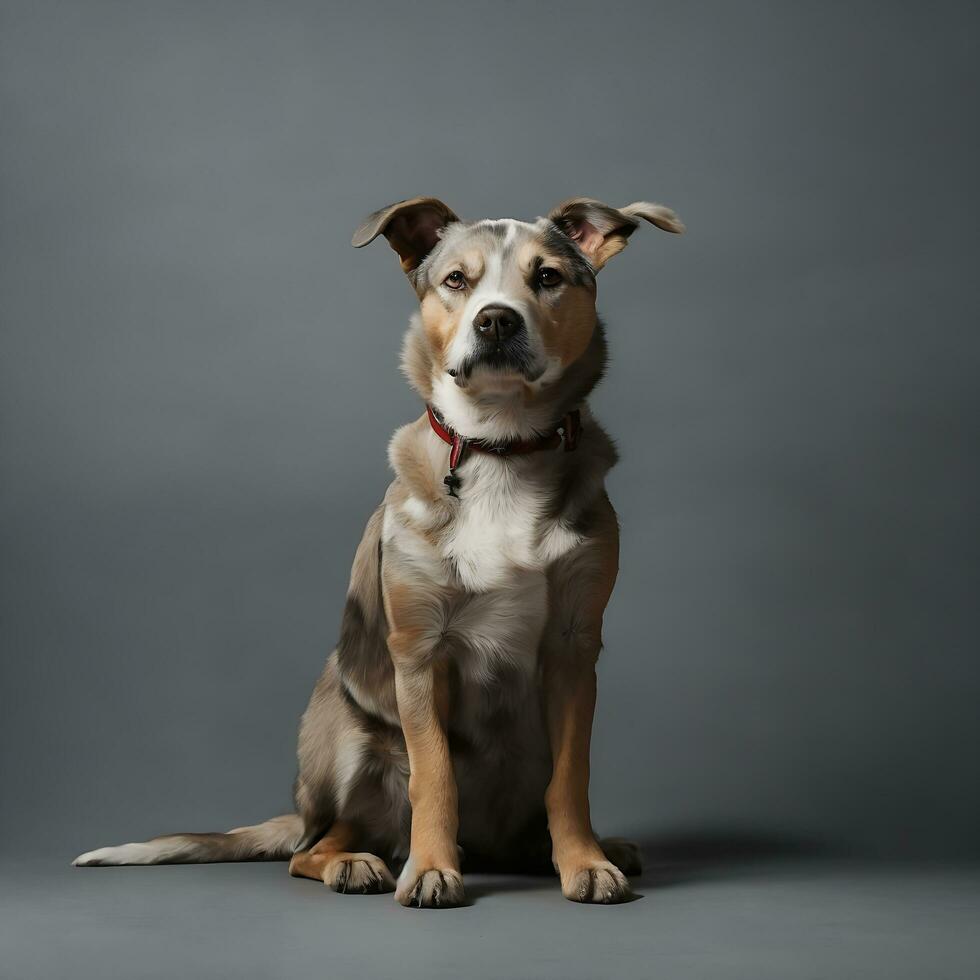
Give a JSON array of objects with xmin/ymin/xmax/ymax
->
[{"xmin": 2, "ymin": 2, "xmax": 979, "ymax": 978}]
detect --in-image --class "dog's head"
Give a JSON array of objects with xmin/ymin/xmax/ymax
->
[{"xmin": 353, "ymin": 196, "xmax": 683, "ymax": 439}]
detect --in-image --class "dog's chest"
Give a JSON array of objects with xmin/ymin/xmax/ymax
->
[
  {"xmin": 385, "ymin": 455, "xmax": 585, "ymax": 681},
  {"xmin": 442, "ymin": 455, "xmax": 582, "ymax": 592}
]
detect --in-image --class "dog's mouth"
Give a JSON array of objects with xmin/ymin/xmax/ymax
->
[{"xmin": 450, "ymin": 336, "xmax": 544, "ymax": 387}]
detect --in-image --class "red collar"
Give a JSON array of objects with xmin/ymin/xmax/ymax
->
[{"xmin": 426, "ymin": 404, "xmax": 582, "ymax": 496}]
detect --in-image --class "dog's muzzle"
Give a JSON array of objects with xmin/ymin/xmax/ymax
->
[{"xmin": 453, "ymin": 304, "xmax": 540, "ymax": 383}]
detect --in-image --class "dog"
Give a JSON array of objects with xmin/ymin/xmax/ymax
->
[{"xmin": 74, "ymin": 196, "xmax": 684, "ymax": 907}]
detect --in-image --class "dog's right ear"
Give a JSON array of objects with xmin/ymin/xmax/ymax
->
[{"xmin": 351, "ymin": 197, "xmax": 459, "ymax": 274}]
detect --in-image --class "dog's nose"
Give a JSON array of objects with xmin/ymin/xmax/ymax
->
[{"xmin": 473, "ymin": 305, "xmax": 523, "ymax": 342}]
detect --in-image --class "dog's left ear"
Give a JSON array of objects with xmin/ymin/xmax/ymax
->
[
  {"xmin": 352, "ymin": 197, "xmax": 459, "ymax": 274},
  {"xmin": 548, "ymin": 198, "xmax": 684, "ymax": 270}
]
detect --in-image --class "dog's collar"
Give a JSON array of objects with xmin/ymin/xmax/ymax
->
[{"xmin": 426, "ymin": 404, "xmax": 582, "ymax": 497}]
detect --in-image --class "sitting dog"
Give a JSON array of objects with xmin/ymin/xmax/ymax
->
[{"xmin": 74, "ymin": 196, "xmax": 684, "ymax": 906}]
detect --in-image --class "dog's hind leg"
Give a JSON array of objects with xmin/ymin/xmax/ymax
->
[{"xmin": 288, "ymin": 820, "xmax": 395, "ymax": 894}]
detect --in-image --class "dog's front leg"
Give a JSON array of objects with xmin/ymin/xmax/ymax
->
[
  {"xmin": 542, "ymin": 646, "xmax": 631, "ymax": 903},
  {"xmin": 387, "ymin": 618, "xmax": 464, "ymax": 908},
  {"xmin": 541, "ymin": 501, "xmax": 633, "ymax": 904}
]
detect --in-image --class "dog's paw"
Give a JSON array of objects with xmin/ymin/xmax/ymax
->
[
  {"xmin": 561, "ymin": 860, "xmax": 634, "ymax": 904},
  {"xmin": 599, "ymin": 837, "xmax": 643, "ymax": 877},
  {"xmin": 395, "ymin": 865, "xmax": 465, "ymax": 909},
  {"xmin": 325, "ymin": 853, "xmax": 395, "ymax": 894}
]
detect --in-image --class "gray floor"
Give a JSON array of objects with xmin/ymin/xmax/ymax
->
[{"xmin": 3, "ymin": 853, "xmax": 978, "ymax": 980}]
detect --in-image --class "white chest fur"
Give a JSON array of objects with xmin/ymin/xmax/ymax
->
[
  {"xmin": 443, "ymin": 454, "xmax": 583, "ymax": 592},
  {"xmin": 383, "ymin": 451, "xmax": 587, "ymax": 683},
  {"xmin": 387, "ymin": 452, "xmax": 585, "ymax": 593}
]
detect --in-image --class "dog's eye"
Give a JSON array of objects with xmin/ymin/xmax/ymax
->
[
  {"xmin": 444, "ymin": 270, "xmax": 467, "ymax": 290},
  {"xmin": 537, "ymin": 267, "xmax": 562, "ymax": 288}
]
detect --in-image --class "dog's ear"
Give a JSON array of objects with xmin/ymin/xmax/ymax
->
[
  {"xmin": 352, "ymin": 197, "xmax": 459, "ymax": 273},
  {"xmin": 548, "ymin": 198, "xmax": 684, "ymax": 270}
]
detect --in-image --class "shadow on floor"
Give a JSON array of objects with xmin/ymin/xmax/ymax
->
[
  {"xmin": 464, "ymin": 827, "xmax": 841, "ymax": 900},
  {"xmin": 633, "ymin": 827, "xmax": 841, "ymax": 890}
]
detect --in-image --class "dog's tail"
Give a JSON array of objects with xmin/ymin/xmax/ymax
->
[{"xmin": 72, "ymin": 813, "xmax": 304, "ymax": 867}]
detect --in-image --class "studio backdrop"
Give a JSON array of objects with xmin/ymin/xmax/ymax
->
[{"xmin": 1, "ymin": 0, "xmax": 978, "ymax": 861}]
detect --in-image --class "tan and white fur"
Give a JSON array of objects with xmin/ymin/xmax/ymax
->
[{"xmin": 74, "ymin": 196, "xmax": 684, "ymax": 907}]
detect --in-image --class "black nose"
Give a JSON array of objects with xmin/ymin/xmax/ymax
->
[{"xmin": 473, "ymin": 305, "xmax": 523, "ymax": 342}]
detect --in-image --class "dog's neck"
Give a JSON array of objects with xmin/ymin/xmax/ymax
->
[
  {"xmin": 426, "ymin": 403, "xmax": 582, "ymax": 497},
  {"xmin": 426, "ymin": 404, "xmax": 578, "ymax": 453},
  {"xmin": 428, "ymin": 374, "xmax": 568, "ymax": 443}
]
